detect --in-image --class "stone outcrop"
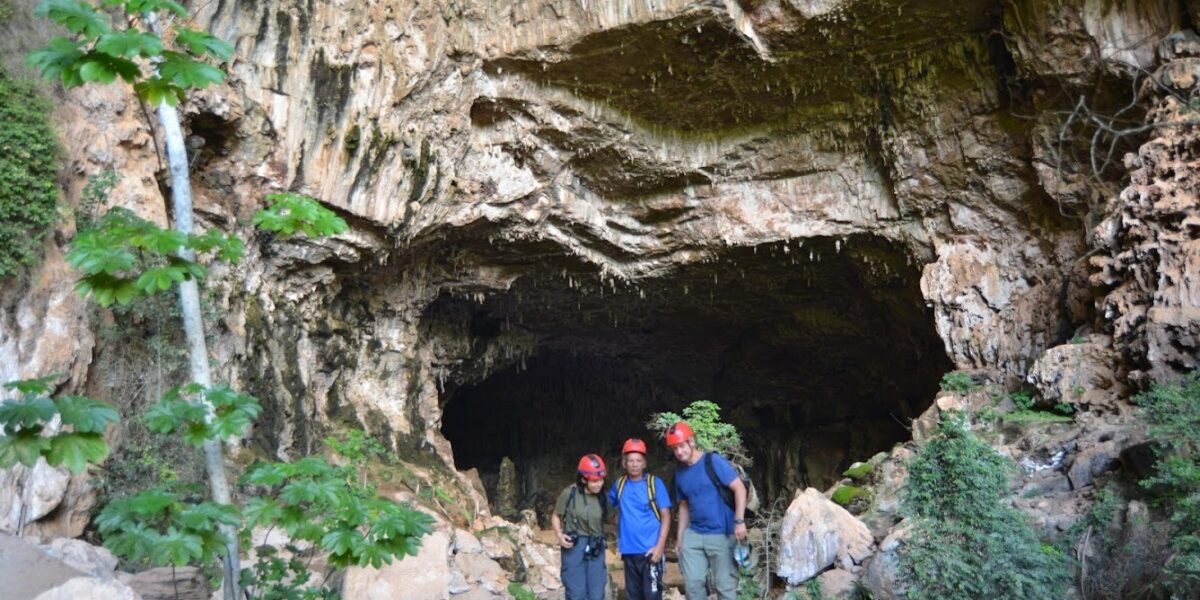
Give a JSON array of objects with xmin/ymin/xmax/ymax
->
[{"xmin": 777, "ymin": 488, "xmax": 873, "ymax": 585}]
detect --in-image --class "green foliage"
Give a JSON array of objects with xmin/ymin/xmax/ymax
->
[
  {"xmin": 0, "ymin": 376, "xmax": 118, "ymax": 474},
  {"xmin": 1009, "ymin": 390, "xmax": 1034, "ymax": 411},
  {"xmin": 75, "ymin": 169, "xmax": 118, "ymax": 231},
  {"xmin": 239, "ymin": 457, "xmax": 433, "ymax": 597},
  {"xmin": 648, "ymin": 399, "xmax": 749, "ymax": 464},
  {"xmin": 253, "ymin": 193, "xmax": 349, "ymax": 239},
  {"xmin": 67, "ymin": 207, "xmax": 243, "ymax": 306},
  {"xmin": 0, "ymin": 67, "xmax": 61, "ymax": 278},
  {"xmin": 736, "ymin": 568, "xmax": 763, "ymax": 600},
  {"xmin": 898, "ymin": 414, "xmax": 1068, "ymax": 599},
  {"xmin": 96, "ymin": 486, "xmax": 237, "ymax": 567},
  {"xmin": 939, "ymin": 371, "xmax": 978, "ymax": 394},
  {"xmin": 28, "ymin": 0, "xmax": 229, "ymax": 105},
  {"xmin": 1002, "ymin": 410, "xmax": 1074, "ymax": 424},
  {"xmin": 144, "ymin": 383, "xmax": 261, "ymax": 445},
  {"xmin": 325, "ymin": 430, "xmax": 394, "ymax": 465},
  {"xmin": 1137, "ymin": 373, "xmax": 1200, "ymax": 594}
]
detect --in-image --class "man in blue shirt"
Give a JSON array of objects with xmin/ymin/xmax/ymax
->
[
  {"xmin": 665, "ymin": 421, "xmax": 747, "ymax": 600},
  {"xmin": 609, "ymin": 438, "xmax": 672, "ymax": 600}
]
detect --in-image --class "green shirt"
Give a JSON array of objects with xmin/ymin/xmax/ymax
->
[{"xmin": 554, "ymin": 485, "xmax": 605, "ymax": 537}]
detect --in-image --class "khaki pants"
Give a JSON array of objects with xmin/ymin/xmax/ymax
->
[{"xmin": 679, "ymin": 531, "xmax": 737, "ymax": 600}]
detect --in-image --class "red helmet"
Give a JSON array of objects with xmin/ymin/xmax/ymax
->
[
  {"xmin": 622, "ymin": 438, "xmax": 648, "ymax": 455},
  {"xmin": 577, "ymin": 454, "xmax": 607, "ymax": 480},
  {"xmin": 665, "ymin": 421, "xmax": 694, "ymax": 447}
]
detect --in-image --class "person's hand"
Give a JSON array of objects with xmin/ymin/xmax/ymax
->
[
  {"xmin": 674, "ymin": 533, "xmax": 683, "ymax": 557},
  {"xmin": 734, "ymin": 522, "xmax": 747, "ymax": 541},
  {"xmin": 647, "ymin": 544, "xmax": 664, "ymax": 563},
  {"xmin": 559, "ymin": 533, "xmax": 575, "ymax": 549}
]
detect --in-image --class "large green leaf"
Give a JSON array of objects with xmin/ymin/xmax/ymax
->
[
  {"xmin": 158, "ymin": 51, "xmax": 225, "ymax": 89},
  {"xmin": 26, "ymin": 38, "xmax": 85, "ymax": 86},
  {"xmin": 35, "ymin": 0, "xmax": 110, "ymax": 38},
  {"xmin": 0, "ymin": 396, "xmax": 57, "ymax": 429},
  {"xmin": 74, "ymin": 272, "xmax": 138, "ymax": 306},
  {"xmin": 175, "ymin": 27, "xmax": 233, "ymax": 61},
  {"xmin": 0, "ymin": 431, "xmax": 52, "ymax": 468},
  {"xmin": 46, "ymin": 432, "xmax": 109, "ymax": 473},
  {"xmin": 54, "ymin": 395, "xmax": 119, "ymax": 433},
  {"xmin": 2, "ymin": 375, "xmax": 58, "ymax": 396},
  {"xmin": 95, "ymin": 30, "xmax": 163, "ymax": 58},
  {"xmin": 134, "ymin": 76, "xmax": 186, "ymax": 107},
  {"xmin": 153, "ymin": 529, "xmax": 204, "ymax": 566},
  {"xmin": 115, "ymin": 0, "xmax": 188, "ymax": 17}
]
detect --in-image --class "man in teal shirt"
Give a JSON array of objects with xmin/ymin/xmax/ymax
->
[{"xmin": 609, "ymin": 438, "xmax": 672, "ymax": 600}]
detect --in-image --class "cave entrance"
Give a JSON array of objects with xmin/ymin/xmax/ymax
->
[{"xmin": 432, "ymin": 235, "xmax": 951, "ymax": 520}]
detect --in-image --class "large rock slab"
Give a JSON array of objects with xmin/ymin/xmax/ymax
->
[
  {"xmin": 342, "ymin": 530, "xmax": 452, "ymax": 600},
  {"xmin": 777, "ymin": 488, "xmax": 873, "ymax": 585}
]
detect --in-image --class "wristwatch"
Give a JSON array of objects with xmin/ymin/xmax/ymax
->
[{"xmin": 734, "ymin": 518, "xmax": 745, "ymax": 524}]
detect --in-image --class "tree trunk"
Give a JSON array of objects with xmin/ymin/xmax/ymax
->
[{"xmin": 157, "ymin": 95, "xmax": 241, "ymax": 600}]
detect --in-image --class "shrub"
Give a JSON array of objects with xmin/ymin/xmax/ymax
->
[
  {"xmin": 898, "ymin": 413, "xmax": 1068, "ymax": 599},
  {"xmin": 0, "ymin": 66, "xmax": 60, "ymax": 278},
  {"xmin": 939, "ymin": 371, "xmax": 978, "ymax": 394},
  {"xmin": 648, "ymin": 399, "xmax": 750, "ymax": 465},
  {"xmin": 1136, "ymin": 373, "xmax": 1200, "ymax": 595}
]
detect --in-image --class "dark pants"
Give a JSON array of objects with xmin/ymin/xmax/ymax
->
[
  {"xmin": 561, "ymin": 536, "xmax": 606, "ymax": 600},
  {"xmin": 622, "ymin": 554, "xmax": 664, "ymax": 600}
]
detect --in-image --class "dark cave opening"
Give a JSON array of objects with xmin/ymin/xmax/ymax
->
[{"xmin": 431, "ymin": 235, "xmax": 951, "ymax": 519}]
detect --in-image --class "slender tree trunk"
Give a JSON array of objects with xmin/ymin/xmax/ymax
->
[{"xmin": 157, "ymin": 90, "xmax": 241, "ymax": 600}]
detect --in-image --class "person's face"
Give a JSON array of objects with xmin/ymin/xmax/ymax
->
[
  {"xmin": 585, "ymin": 477, "xmax": 604, "ymax": 494},
  {"xmin": 671, "ymin": 440, "xmax": 694, "ymax": 463},
  {"xmin": 624, "ymin": 452, "xmax": 646, "ymax": 477}
]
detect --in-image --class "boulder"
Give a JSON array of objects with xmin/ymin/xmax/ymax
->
[
  {"xmin": 118, "ymin": 567, "xmax": 209, "ymax": 600},
  {"xmin": 0, "ymin": 461, "xmax": 70, "ymax": 534},
  {"xmin": 777, "ymin": 488, "xmax": 873, "ymax": 585},
  {"xmin": 40, "ymin": 537, "xmax": 119, "ymax": 578},
  {"xmin": 861, "ymin": 522, "xmax": 910, "ymax": 600},
  {"xmin": 342, "ymin": 530, "xmax": 452, "ymax": 600},
  {"xmin": 1027, "ymin": 335, "xmax": 1126, "ymax": 410},
  {"xmin": 1067, "ymin": 441, "xmax": 1119, "ymax": 490},
  {"xmin": 33, "ymin": 576, "xmax": 141, "ymax": 600},
  {"xmin": 0, "ymin": 533, "xmax": 90, "ymax": 600},
  {"xmin": 816, "ymin": 568, "xmax": 859, "ymax": 599}
]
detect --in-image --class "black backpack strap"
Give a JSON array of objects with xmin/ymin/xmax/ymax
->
[{"xmin": 704, "ymin": 453, "xmax": 735, "ymax": 509}]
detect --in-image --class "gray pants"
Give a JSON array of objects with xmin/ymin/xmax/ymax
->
[
  {"xmin": 679, "ymin": 531, "xmax": 737, "ymax": 600},
  {"xmin": 561, "ymin": 536, "xmax": 606, "ymax": 600}
]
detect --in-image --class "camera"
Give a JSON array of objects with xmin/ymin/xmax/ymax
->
[{"xmin": 583, "ymin": 537, "xmax": 605, "ymax": 560}]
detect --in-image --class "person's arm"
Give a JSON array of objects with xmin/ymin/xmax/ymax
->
[
  {"xmin": 649, "ymin": 507, "xmax": 671, "ymax": 562},
  {"xmin": 674, "ymin": 500, "xmax": 689, "ymax": 556},
  {"xmin": 729, "ymin": 477, "xmax": 747, "ymax": 541},
  {"xmin": 551, "ymin": 513, "xmax": 575, "ymax": 548}
]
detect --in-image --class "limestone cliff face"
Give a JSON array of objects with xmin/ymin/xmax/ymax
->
[{"xmin": 1, "ymin": 0, "xmax": 1197, "ymax": 547}]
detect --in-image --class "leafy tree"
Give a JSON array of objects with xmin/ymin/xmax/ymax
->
[
  {"xmin": 897, "ymin": 413, "xmax": 1068, "ymax": 599},
  {"xmin": 1137, "ymin": 373, "xmax": 1200, "ymax": 596},
  {"xmin": 0, "ymin": 375, "xmax": 118, "ymax": 533},
  {"xmin": 29, "ymin": 0, "xmax": 240, "ymax": 591}
]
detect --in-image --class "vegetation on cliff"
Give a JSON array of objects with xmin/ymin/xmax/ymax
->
[{"xmin": 0, "ymin": 67, "xmax": 60, "ymax": 279}]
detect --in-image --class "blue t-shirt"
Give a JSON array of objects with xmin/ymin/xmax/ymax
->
[
  {"xmin": 608, "ymin": 475, "xmax": 672, "ymax": 555},
  {"xmin": 674, "ymin": 453, "xmax": 737, "ymax": 535}
]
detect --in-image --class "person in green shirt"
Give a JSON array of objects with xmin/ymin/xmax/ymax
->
[{"xmin": 552, "ymin": 453, "xmax": 609, "ymax": 600}]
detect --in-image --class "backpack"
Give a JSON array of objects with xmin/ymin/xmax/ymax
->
[{"xmin": 615, "ymin": 474, "xmax": 662, "ymax": 521}]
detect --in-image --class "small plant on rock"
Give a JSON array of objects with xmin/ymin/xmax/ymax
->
[
  {"xmin": 648, "ymin": 399, "xmax": 750, "ymax": 465},
  {"xmin": 939, "ymin": 371, "xmax": 978, "ymax": 394}
]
